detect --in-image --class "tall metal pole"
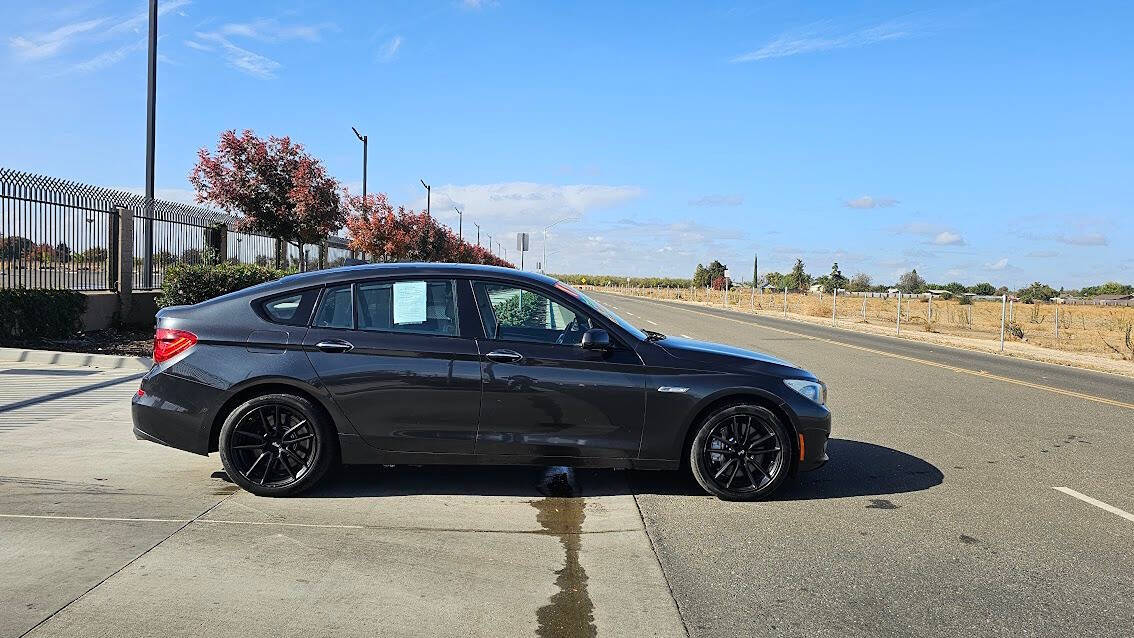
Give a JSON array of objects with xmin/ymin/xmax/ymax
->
[
  {"xmin": 420, "ymin": 180, "xmax": 430, "ymax": 217},
  {"xmin": 474, "ymin": 222, "xmax": 480, "ymax": 247},
  {"xmin": 143, "ymin": 0, "xmax": 157, "ymax": 288},
  {"xmin": 454, "ymin": 208, "xmax": 462, "ymax": 240},
  {"xmin": 352, "ymin": 127, "xmax": 367, "ymax": 201}
]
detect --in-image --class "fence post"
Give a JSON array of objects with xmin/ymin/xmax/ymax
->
[
  {"xmin": 783, "ymin": 286, "xmax": 787, "ymax": 318},
  {"xmin": 1054, "ymin": 304, "xmax": 1060, "ymax": 338},
  {"xmin": 107, "ymin": 207, "xmax": 120, "ymax": 292},
  {"xmin": 862, "ymin": 294, "xmax": 867, "ymax": 322},
  {"xmin": 927, "ymin": 292, "xmax": 933, "ymax": 321},
  {"xmin": 1000, "ymin": 294, "xmax": 1007, "ymax": 351},
  {"xmin": 896, "ymin": 291, "xmax": 902, "ymax": 335},
  {"xmin": 832, "ymin": 287, "xmax": 837, "ymax": 325},
  {"xmin": 115, "ymin": 205, "xmax": 133, "ymax": 322},
  {"xmin": 1009, "ymin": 299, "xmax": 1014, "ymax": 323}
]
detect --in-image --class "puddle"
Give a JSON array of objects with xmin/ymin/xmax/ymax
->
[{"xmin": 533, "ymin": 467, "xmax": 596, "ymax": 638}]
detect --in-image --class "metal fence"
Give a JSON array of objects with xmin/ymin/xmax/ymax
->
[{"xmin": 1, "ymin": 167, "xmax": 362, "ymax": 292}]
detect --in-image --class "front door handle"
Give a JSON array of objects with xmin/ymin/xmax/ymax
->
[
  {"xmin": 486, "ymin": 349, "xmax": 523, "ymax": 363},
  {"xmin": 315, "ymin": 339, "xmax": 354, "ymax": 353}
]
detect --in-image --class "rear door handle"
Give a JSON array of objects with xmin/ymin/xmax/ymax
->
[
  {"xmin": 486, "ymin": 349, "xmax": 523, "ymax": 363},
  {"xmin": 315, "ymin": 339, "xmax": 354, "ymax": 353}
]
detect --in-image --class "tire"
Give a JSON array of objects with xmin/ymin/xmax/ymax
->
[
  {"xmin": 689, "ymin": 404, "xmax": 791, "ymax": 501},
  {"xmin": 218, "ymin": 393, "xmax": 338, "ymax": 497}
]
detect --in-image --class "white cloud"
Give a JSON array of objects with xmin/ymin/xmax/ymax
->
[
  {"xmin": 845, "ymin": 195, "xmax": 898, "ymax": 209},
  {"xmin": 689, "ymin": 194, "xmax": 743, "ymax": 207},
  {"xmin": 71, "ymin": 37, "xmax": 146, "ymax": 73},
  {"xmin": 8, "ymin": 18, "xmax": 107, "ymax": 60},
  {"xmin": 732, "ymin": 20, "xmax": 913, "ymax": 63},
  {"xmin": 415, "ymin": 182, "xmax": 643, "ymax": 228},
  {"xmin": 1058, "ymin": 232, "xmax": 1107, "ymax": 246},
  {"xmin": 378, "ymin": 35, "xmax": 403, "ymax": 62},
  {"xmin": 931, "ymin": 231, "xmax": 964, "ymax": 246},
  {"xmin": 987, "ymin": 258, "xmax": 1009, "ymax": 271},
  {"xmin": 218, "ymin": 19, "xmax": 330, "ymax": 43},
  {"xmin": 191, "ymin": 32, "xmax": 280, "ymax": 79}
]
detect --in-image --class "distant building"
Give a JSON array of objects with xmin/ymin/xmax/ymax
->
[{"xmin": 1093, "ymin": 293, "xmax": 1134, "ymax": 301}]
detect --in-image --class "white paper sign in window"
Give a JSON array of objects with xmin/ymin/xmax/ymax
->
[{"xmin": 393, "ymin": 281, "xmax": 427, "ymax": 324}]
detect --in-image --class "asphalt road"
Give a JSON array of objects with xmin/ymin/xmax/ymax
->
[
  {"xmin": 590, "ymin": 290, "xmax": 1134, "ymax": 638},
  {"xmin": 1, "ymin": 293, "xmax": 1132, "ymax": 637}
]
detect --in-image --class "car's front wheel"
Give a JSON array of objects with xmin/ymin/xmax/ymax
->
[
  {"xmin": 689, "ymin": 404, "xmax": 791, "ymax": 501},
  {"xmin": 218, "ymin": 393, "xmax": 337, "ymax": 497}
]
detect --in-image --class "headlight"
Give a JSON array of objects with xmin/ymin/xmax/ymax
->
[{"xmin": 784, "ymin": 379, "xmax": 826, "ymax": 405}]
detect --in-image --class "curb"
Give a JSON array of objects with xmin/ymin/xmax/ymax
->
[{"xmin": 0, "ymin": 347, "xmax": 151, "ymax": 372}]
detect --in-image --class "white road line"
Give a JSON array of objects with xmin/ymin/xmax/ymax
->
[
  {"xmin": 1053, "ymin": 487, "xmax": 1134, "ymax": 523},
  {"xmin": 646, "ymin": 320, "xmax": 658, "ymax": 326}
]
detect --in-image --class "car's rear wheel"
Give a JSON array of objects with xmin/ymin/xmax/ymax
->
[
  {"xmin": 218, "ymin": 393, "xmax": 337, "ymax": 497},
  {"xmin": 689, "ymin": 404, "xmax": 791, "ymax": 501}
]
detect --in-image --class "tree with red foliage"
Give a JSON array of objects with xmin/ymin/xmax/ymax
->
[
  {"xmin": 343, "ymin": 189, "xmax": 512, "ymax": 267},
  {"xmin": 189, "ymin": 130, "xmax": 343, "ymax": 270}
]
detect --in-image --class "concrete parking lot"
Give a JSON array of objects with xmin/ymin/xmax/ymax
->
[{"xmin": 2, "ymin": 294, "xmax": 1132, "ymax": 637}]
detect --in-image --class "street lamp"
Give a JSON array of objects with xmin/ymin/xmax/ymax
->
[
  {"xmin": 542, "ymin": 216, "xmax": 580, "ymax": 274},
  {"xmin": 351, "ymin": 126, "xmax": 367, "ymax": 201},
  {"xmin": 473, "ymin": 222, "xmax": 480, "ymax": 247},
  {"xmin": 454, "ymin": 207, "xmax": 462, "ymax": 241},
  {"xmin": 420, "ymin": 179, "xmax": 430, "ymax": 217},
  {"xmin": 143, "ymin": 0, "xmax": 158, "ymax": 288},
  {"xmin": 487, "ymin": 234, "xmax": 493, "ymax": 254}
]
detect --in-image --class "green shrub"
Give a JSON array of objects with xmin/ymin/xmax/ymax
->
[
  {"xmin": 158, "ymin": 262, "xmax": 290, "ymax": 308},
  {"xmin": 0, "ymin": 288, "xmax": 87, "ymax": 340}
]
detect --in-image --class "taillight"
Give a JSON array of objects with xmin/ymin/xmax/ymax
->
[{"xmin": 153, "ymin": 328, "xmax": 197, "ymax": 363}]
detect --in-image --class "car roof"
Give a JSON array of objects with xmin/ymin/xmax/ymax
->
[{"xmin": 271, "ymin": 262, "xmax": 559, "ymax": 290}]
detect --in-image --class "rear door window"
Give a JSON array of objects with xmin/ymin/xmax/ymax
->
[{"xmin": 357, "ymin": 279, "xmax": 459, "ymax": 336}]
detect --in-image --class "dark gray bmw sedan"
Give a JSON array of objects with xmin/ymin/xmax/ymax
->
[{"xmin": 132, "ymin": 263, "xmax": 830, "ymax": 500}]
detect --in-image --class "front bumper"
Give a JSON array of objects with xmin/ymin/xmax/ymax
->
[{"xmin": 793, "ymin": 405, "xmax": 831, "ymax": 472}]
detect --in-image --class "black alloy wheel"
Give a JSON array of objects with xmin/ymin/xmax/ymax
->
[
  {"xmin": 690, "ymin": 404, "xmax": 790, "ymax": 501},
  {"xmin": 219, "ymin": 393, "xmax": 336, "ymax": 497}
]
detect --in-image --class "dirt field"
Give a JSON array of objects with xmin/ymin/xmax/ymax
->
[{"xmin": 585, "ymin": 285, "xmax": 1134, "ymax": 375}]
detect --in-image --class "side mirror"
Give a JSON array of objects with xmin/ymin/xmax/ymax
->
[{"xmin": 580, "ymin": 328, "xmax": 612, "ymax": 351}]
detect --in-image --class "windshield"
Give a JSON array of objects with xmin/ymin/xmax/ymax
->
[{"xmin": 555, "ymin": 281, "xmax": 648, "ymax": 341}]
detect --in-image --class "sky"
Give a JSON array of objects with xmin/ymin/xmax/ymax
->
[{"xmin": 2, "ymin": 0, "xmax": 1131, "ymax": 289}]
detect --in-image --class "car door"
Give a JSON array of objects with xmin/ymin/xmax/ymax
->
[
  {"xmin": 471, "ymin": 280, "xmax": 647, "ymax": 459},
  {"xmin": 303, "ymin": 277, "xmax": 482, "ymax": 455}
]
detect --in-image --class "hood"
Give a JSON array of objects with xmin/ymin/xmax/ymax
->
[{"xmin": 657, "ymin": 336, "xmax": 811, "ymax": 377}]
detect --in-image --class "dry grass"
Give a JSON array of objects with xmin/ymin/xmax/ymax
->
[{"xmin": 588, "ymin": 285, "xmax": 1134, "ymax": 368}]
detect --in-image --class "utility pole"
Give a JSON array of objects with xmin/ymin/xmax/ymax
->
[
  {"xmin": 454, "ymin": 208, "xmax": 462, "ymax": 241},
  {"xmin": 473, "ymin": 222, "xmax": 480, "ymax": 247},
  {"xmin": 143, "ymin": 0, "xmax": 157, "ymax": 288},
  {"xmin": 420, "ymin": 179, "xmax": 430, "ymax": 217},
  {"xmin": 351, "ymin": 127, "xmax": 367, "ymax": 201},
  {"xmin": 751, "ymin": 252, "xmax": 757, "ymax": 308}
]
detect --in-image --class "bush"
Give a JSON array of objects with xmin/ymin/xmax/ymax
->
[
  {"xmin": 0, "ymin": 288, "xmax": 87, "ymax": 340},
  {"xmin": 158, "ymin": 262, "xmax": 289, "ymax": 308}
]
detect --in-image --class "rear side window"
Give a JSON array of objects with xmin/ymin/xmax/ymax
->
[
  {"xmin": 357, "ymin": 279, "xmax": 458, "ymax": 336},
  {"xmin": 313, "ymin": 284, "xmax": 354, "ymax": 329},
  {"xmin": 259, "ymin": 290, "xmax": 317, "ymax": 326}
]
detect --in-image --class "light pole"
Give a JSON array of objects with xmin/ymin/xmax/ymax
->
[
  {"xmin": 454, "ymin": 207, "xmax": 462, "ymax": 241},
  {"xmin": 351, "ymin": 126, "xmax": 367, "ymax": 201},
  {"xmin": 487, "ymin": 234, "xmax": 493, "ymax": 254},
  {"xmin": 420, "ymin": 179, "xmax": 430, "ymax": 217},
  {"xmin": 541, "ymin": 216, "xmax": 579, "ymax": 274},
  {"xmin": 473, "ymin": 222, "xmax": 480, "ymax": 247},
  {"xmin": 143, "ymin": 0, "xmax": 158, "ymax": 288}
]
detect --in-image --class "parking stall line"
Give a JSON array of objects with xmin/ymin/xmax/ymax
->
[{"xmin": 1053, "ymin": 487, "xmax": 1134, "ymax": 524}]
